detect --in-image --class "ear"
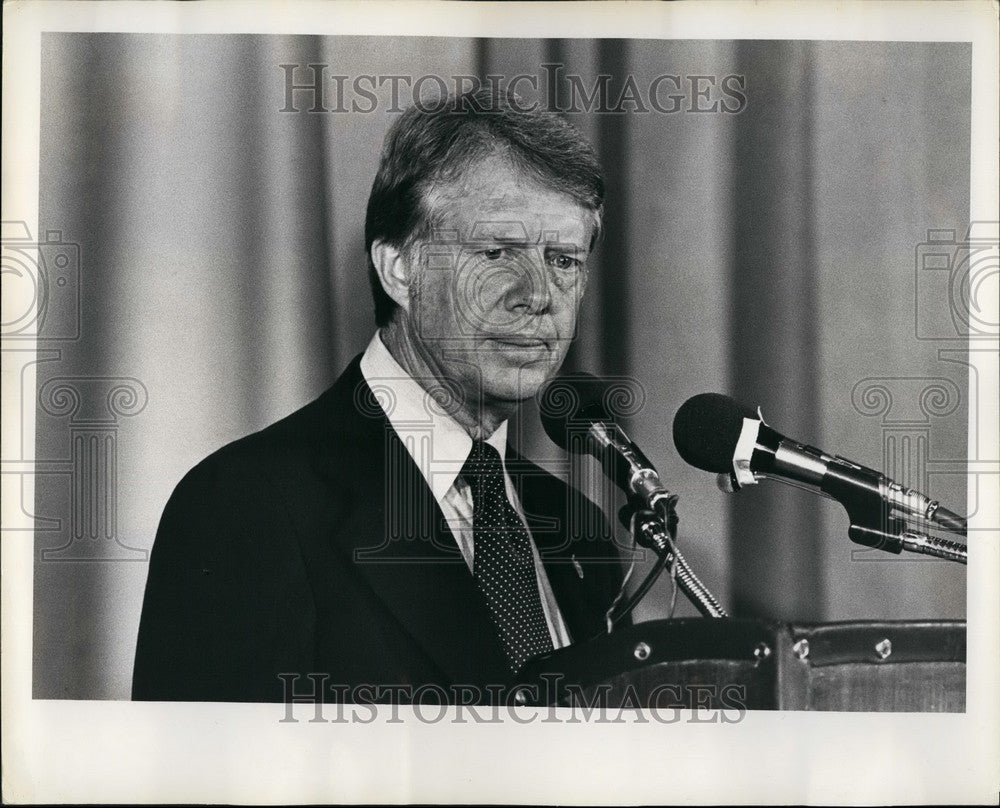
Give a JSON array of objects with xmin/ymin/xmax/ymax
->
[{"xmin": 370, "ymin": 240, "xmax": 414, "ymax": 312}]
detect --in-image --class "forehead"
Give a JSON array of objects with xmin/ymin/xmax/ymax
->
[{"xmin": 423, "ymin": 154, "xmax": 596, "ymax": 246}]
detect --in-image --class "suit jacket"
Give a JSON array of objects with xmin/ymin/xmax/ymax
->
[{"xmin": 132, "ymin": 356, "xmax": 624, "ymax": 703}]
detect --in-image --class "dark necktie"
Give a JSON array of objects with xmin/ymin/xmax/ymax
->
[{"xmin": 461, "ymin": 439, "xmax": 554, "ymax": 673}]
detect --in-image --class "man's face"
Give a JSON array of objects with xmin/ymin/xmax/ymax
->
[{"xmin": 403, "ymin": 155, "xmax": 596, "ymax": 412}]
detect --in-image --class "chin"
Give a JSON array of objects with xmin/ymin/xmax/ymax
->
[{"xmin": 483, "ymin": 363, "xmax": 558, "ymax": 403}]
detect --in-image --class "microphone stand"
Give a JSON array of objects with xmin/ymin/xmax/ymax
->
[{"xmin": 613, "ymin": 500, "xmax": 729, "ymax": 621}]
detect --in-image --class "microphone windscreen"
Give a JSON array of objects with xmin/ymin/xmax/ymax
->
[
  {"xmin": 537, "ymin": 373, "xmax": 612, "ymax": 452},
  {"xmin": 672, "ymin": 393, "xmax": 758, "ymax": 474}
]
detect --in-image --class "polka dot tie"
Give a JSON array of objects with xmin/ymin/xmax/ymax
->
[{"xmin": 461, "ymin": 440, "xmax": 554, "ymax": 673}]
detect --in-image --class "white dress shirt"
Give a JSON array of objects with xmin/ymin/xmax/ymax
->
[{"xmin": 359, "ymin": 331, "xmax": 571, "ymax": 648}]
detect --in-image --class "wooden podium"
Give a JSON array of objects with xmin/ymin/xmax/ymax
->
[{"xmin": 520, "ymin": 619, "xmax": 966, "ymax": 712}]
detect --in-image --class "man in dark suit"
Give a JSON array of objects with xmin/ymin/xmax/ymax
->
[{"xmin": 133, "ymin": 88, "xmax": 623, "ymax": 704}]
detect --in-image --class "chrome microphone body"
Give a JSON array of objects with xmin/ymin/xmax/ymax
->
[
  {"xmin": 747, "ymin": 421, "xmax": 966, "ymax": 535},
  {"xmin": 587, "ymin": 421, "xmax": 678, "ymax": 514}
]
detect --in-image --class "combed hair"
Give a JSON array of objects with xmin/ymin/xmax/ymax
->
[{"xmin": 364, "ymin": 87, "xmax": 606, "ymax": 326}]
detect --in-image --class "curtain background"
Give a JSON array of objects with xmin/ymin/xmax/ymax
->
[{"xmin": 32, "ymin": 34, "xmax": 970, "ymax": 700}]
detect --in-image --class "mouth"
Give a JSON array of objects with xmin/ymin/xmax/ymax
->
[
  {"xmin": 488, "ymin": 338, "xmax": 559, "ymax": 368},
  {"xmin": 490, "ymin": 336, "xmax": 551, "ymax": 349}
]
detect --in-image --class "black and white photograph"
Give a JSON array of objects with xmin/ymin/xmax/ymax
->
[{"xmin": 2, "ymin": 0, "xmax": 998, "ymax": 803}]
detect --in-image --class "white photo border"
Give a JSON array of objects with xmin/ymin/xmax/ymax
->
[{"xmin": 2, "ymin": 1, "xmax": 998, "ymax": 804}]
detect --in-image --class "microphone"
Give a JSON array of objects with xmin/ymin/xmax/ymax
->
[
  {"xmin": 538, "ymin": 374, "xmax": 677, "ymax": 514},
  {"xmin": 671, "ymin": 393, "xmax": 967, "ymax": 536}
]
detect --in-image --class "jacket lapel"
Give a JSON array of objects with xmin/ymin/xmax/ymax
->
[{"xmin": 311, "ymin": 358, "xmax": 512, "ymax": 687}]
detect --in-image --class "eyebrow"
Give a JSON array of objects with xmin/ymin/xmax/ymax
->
[{"xmin": 471, "ymin": 235, "xmax": 589, "ymax": 251}]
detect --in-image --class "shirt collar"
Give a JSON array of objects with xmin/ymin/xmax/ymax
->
[{"xmin": 359, "ymin": 331, "xmax": 509, "ymax": 502}]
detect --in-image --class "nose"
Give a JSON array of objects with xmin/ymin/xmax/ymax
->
[{"xmin": 505, "ymin": 247, "xmax": 552, "ymax": 315}]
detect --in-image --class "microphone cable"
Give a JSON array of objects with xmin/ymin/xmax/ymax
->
[{"xmin": 606, "ymin": 499, "xmax": 685, "ymax": 630}]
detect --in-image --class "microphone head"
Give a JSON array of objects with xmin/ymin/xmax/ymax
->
[
  {"xmin": 672, "ymin": 393, "xmax": 758, "ymax": 474},
  {"xmin": 537, "ymin": 373, "xmax": 611, "ymax": 451},
  {"xmin": 538, "ymin": 372, "xmax": 645, "ymax": 452}
]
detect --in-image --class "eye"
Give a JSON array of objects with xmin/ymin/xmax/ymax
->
[
  {"xmin": 480, "ymin": 248, "xmax": 508, "ymax": 260},
  {"xmin": 548, "ymin": 254, "xmax": 582, "ymax": 271}
]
